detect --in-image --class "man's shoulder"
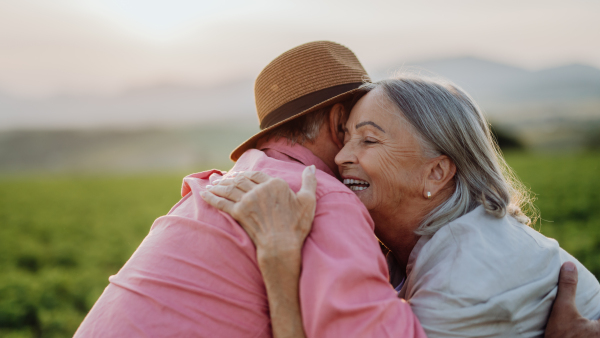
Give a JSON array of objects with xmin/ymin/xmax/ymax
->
[{"xmin": 235, "ymin": 149, "xmax": 356, "ymax": 201}]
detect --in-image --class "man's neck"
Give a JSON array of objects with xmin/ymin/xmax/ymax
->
[
  {"xmin": 257, "ymin": 137, "xmax": 336, "ymax": 177},
  {"xmin": 302, "ymin": 139, "xmax": 340, "ymax": 178}
]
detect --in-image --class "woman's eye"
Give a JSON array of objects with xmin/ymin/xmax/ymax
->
[{"xmin": 363, "ymin": 138, "xmax": 378, "ymax": 144}]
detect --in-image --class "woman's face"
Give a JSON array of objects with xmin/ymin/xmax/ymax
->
[{"xmin": 335, "ymin": 88, "xmax": 430, "ymax": 218}]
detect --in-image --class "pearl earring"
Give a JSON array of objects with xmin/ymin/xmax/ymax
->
[{"xmin": 427, "ymin": 192, "xmax": 432, "ymax": 199}]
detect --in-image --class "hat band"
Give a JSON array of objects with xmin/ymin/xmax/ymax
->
[{"xmin": 260, "ymin": 82, "xmax": 364, "ymax": 129}]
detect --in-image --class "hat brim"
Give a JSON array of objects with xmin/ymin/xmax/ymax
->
[{"xmin": 230, "ymin": 87, "xmax": 364, "ymax": 161}]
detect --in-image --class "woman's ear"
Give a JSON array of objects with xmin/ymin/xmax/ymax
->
[
  {"xmin": 423, "ymin": 155, "xmax": 457, "ymax": 199},
  {"xmin": 328, "ymin": 103, "xmax": 346, "ymax": 149}
]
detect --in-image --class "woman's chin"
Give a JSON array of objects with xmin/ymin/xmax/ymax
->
[{"xmin": 353, "ymin": 188, "xmax": 371, "ymax": 204}]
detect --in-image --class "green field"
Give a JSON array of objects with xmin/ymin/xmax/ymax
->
[{"xmin": 1, "ymin": 152, "xmax": 600, "ymax": 337}]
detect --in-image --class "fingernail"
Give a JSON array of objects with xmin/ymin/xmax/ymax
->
[
  {"xmin": 310, "ymin": 165, "xmax": 316, "ymax": 174},
  {"xmin": 205, "ymin": 185, "xmax": 213, "ymax": 189},
  {"xmin": 564, "ymin": 261, "xmax": 576, "ymax": 272},
  {"xmin": 213, "ymin": 179, "xmax": 221, "ymax": 185}
]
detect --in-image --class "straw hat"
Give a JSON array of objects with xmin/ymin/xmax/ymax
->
[{"xmin": 230, "ymin": 41, "xmax": 370, "ymax": 161}]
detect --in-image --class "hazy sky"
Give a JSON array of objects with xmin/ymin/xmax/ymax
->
[{"xmin": 1, "ymin": 0, "xmax": 599, "ymax": 98}]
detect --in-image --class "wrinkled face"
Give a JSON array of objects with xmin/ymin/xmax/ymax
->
[{"xmin": 335, "ymin": 88, "xmax": 429, "ymax": 215}]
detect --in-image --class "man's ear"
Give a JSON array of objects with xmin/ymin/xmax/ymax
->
[
  {"xmin": 423, "ymin": 155, "xmax": 457, "ymax": 199},
  {"xmin": 328, "ymin": 103, "xmax": 346, "ymax": 149}
]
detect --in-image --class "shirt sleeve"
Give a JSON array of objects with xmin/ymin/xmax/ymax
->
[{"xmin": 299, "ymin": 191, "xmax": 426, "ymax": 338}]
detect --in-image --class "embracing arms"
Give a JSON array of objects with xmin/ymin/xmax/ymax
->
[
  {"xmin": 202, "ymin": 167, "xmax": 425, "ymax": 337},
  {"xmin": 201, "ymin": 168, "xmax": 600, "ymax": 338},
  {"xmin": 201, "ymin": 167, "xmax": 317, "ymax": 338}
]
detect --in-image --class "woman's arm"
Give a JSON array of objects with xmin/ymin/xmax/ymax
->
[
  {"xmin": 259, "ymin": 244, "xmax": 305, "ymax": 338},
  {"xmin": 201, "ymin": 166, "xmax": 317, "ymax": 338}
]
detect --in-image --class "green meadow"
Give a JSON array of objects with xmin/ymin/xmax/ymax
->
[{"xmin": 1, "ymin": 152, "xmax": 600, "ymax": 337}]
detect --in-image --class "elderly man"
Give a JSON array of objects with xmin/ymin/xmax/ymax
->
[
  {"xmin": 75, "ymin": 41, "xmax": 425, "ymax": 337},
  {"xmin": 75, "ymin": 41, "xmax": 596, "ymax": 337}
]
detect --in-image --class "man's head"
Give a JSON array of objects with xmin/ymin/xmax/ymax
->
[
  {"xmin": 264, "ymin": 101, "xmax": 349, "ymax": 177},
  {"xmin": 230, "ymin": 41, "xmax": 370, "ymax": 175}
]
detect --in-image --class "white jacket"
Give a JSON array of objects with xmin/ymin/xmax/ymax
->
[{"xmin": 399, "ymin": 205, "xmax": 600, "ymax": 338}]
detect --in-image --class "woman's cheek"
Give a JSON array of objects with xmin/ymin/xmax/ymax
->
[
  {"xmin": 367, "ymin": 160, "xmax": 397, "ymax": 208},
  {"xmin": 379, "ymin": 156, "xmax": 404, "ymax": 192}
]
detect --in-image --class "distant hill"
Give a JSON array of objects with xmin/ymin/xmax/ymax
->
[
  {"xmin": 377, "ymin": 56, "xmax": 600, "ymax": 105},
  {"xmin": 1, "ymin": 56, "xmax": 599, "ymax": 131},
  {"xmin": 0, "ymin": 80, "xmax": 257, "ymax": 130},
  {"xmin": 374, "ymin": 57, "xmax": 600, "ymax": 149},
  {"xmin": 1, "ymin": 57, "xmax": 599, "ymax": 173},
  {"xmin": 1, "ymin": 56, "xmax": 599, "ymax": 132}
]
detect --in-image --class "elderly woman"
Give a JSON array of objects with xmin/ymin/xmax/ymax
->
[{"xmin": 204, "ymin": 76, "xmax": 600, "ymax": 337}]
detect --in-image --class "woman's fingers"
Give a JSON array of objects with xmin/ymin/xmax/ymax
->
[
  {"xmin": 238, "ymin": 171, "xmax": 272, "ymax": 184},
  {"xmin": 215, "ymin": 171, "xmax": 271, "ymax": 185},
  {"xmin": 232, "ymin": 176, "xmax": 259, "ymax": 192},
  {"xmin": 209, "ymin": 172, "xmax": 224, "ymax": 185},
  {"xmin": 296, "ymin": 165, "xmax": 318, "ymax": 238},
  {"xmin": 211, "ymin": 176, "xmax": 258, "ymax": 193},
  {"xmin": 203, "ymin": 168, "xmax": 319, "ymax": 256},
  {"xmin": 207, "ymin": 184, "xmax": 246, "ymax": 202},
  {"xmin": 200, "ymin": 191, "xmax": 235, "ymax": 214},
  {"xmin": 298, "ymin": 165, "xmax": 317, "ymax": 203}
]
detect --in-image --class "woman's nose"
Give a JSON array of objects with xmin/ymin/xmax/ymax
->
[{"xmin": 335, "ymin": 142, "xmax": 357, "ymax": 167}]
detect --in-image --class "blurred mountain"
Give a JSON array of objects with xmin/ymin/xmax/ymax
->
[
  {"xmin": 1, "ymin": 57, "xmax": 599, "ymax": 131},
  {"xmin": 375, "ymin": 57, "xmax": 600, "ymax": 149},
  {"xmin": 376, "ymin": 57, "xmax": 600, "ymax": 104},
  {"xmin": 0, "ymin": 80, "xmax": 256, "ymax": 130},
  {"xmin": 1, "ymin": 57, "xmax": 599, "ymax": 173}
]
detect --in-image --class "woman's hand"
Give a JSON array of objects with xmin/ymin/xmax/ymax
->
[
  {"xmin": 200, "ymin": 165, "xmax": 317, "ymax": 338},
  {"xmin": 201, "ymin": 165, "xmax": 317, "ymax": 262}
]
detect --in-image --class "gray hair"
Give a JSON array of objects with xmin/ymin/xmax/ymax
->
[
  {"xmin": 362, "ymin": 75, "xmax": 536, "ymax": 236},
  {"xmin": 266, "ymin": 106, "xmax": 330, "ymax": 145}
]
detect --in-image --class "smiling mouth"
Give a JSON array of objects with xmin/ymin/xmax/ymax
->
[{"xmin": 343, "ymin": 178, "xmax": 371, "ymax": 191}]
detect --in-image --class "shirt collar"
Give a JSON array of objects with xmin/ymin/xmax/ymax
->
[{"xmin": 257, "ymin": 137, "xmax": 336, "ymax": 177}]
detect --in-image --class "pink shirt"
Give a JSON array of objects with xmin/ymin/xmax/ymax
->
[{"xmin": 74, "ymin": 138, "xmax": 426, "ymax": 338}]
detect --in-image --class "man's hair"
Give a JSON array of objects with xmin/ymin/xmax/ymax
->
[{"xmin": 265, "ymin": 106, "xmax": 331, "ymax": 145}]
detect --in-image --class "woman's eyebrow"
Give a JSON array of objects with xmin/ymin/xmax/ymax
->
[{"xmin": 356, "ymin": 121, "xmax": 385, "ymax": 132}]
